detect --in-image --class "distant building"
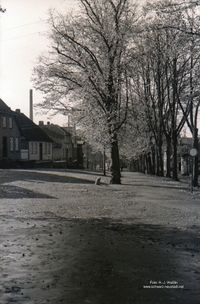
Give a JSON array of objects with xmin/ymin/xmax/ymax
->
[
  {"xmin": 39, "ymin": 122, "xmax": 84, "ymax": 167},
  {"xmin": 14, "ymin": 110, "xmax": 53, "ymax": 162},
  {"xmin": 61, "ymin": 127, "xmax": 77, "ymax": 164},
  {"xmin": 0, "ymin": 98, "xmax": 104, "ymax": 170},
  {"xmin": 163, "ymin": 136, "xmax": 200, "ymax": 175},
  {"xmin": 0, "ymin": 99, "xmax": 53, "ymax": 166},
  {"xmin": 0, "ymin": 99, "xmax": 21, "ymax": 162},
  {"xmin": 82, "ymin": 142, "xmax": 104, "ymax": 171},
  {"xmin": 39, "ymin": 121, "xmax": 67, "ymax": 161},
  {"xmin": 39, "ymin": 122, "xmax": 81, "ymax": 163},
  {"xmin": 179, "ymin": 137, "xmax": 193, "ymax": 175}
]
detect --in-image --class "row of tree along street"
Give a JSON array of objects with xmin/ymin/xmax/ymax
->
[{"xmin": 33, "ymin": 0, "xmax": 200, "ymax": 185}]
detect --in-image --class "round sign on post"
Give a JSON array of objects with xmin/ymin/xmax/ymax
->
[
  {"xmin": 189, "ymin": 148, "xmax": 198, "ymax": 193},
  {"xmin": 190, "ymin": 148, "xmax": 198, "ymax": 157}
]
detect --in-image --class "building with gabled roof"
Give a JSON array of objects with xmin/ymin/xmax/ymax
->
[
  {"xmin": 14, "ymin": 110, "xmax": 53, "ymax": 161},
  {"xmin": 0, "ymin": 99, "xmax": 21, "ymax": 162},
  {"xmin": 0, "ymin": 98, "xmax": 12, "ymax": 113},
  {"xmin": 38, "ymin": 121, "xmax": 67, "ymax": 161},
  {"xmin": 0, "ymin": 99, "xmax": 53, "ymax": 166},
  {"xmin": 39, "ymin": 121, "xmax": 77, "ymax": 163}
]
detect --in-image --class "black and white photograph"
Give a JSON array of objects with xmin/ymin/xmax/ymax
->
[{"xmin": 0, "ymin": 0, "xmax": 200, "ymax": 303}]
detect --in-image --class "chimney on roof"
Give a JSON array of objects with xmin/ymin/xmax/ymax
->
[
  {"xmin": 15, "ymin": 109, "xmax": 20, "ymax": 113},
  {"xmin": 39, "ymin": 121, "xmax": 44, "ymax": 126},
  {"xmin": 29, "ymin": 89, "xmax": 33, "ymax": 121}
]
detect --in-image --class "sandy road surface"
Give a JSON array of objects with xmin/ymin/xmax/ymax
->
[{"xmin": 0, "ymin": 169, "xmax": 199, "ymax": 303}]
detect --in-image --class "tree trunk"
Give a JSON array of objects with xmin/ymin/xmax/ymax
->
[
  {"xmin": 158, "ymin": 142, "xmax": 164, "ymax": 177},
  {"xmin": 155, "ymin": 139, "xmax": 164, "ymax": 177},
  {"xmin": 110, "ymin": 133, "xmax": 121, "ymax": 184},
  {"xmin": 148, "ymin": 153, "xmax": 153, "ymax": 174},
  {"xmin": 193, "ymin": 128, "xmax": 199, "ymax": 187},
  {"xmin": 135, "ymin": 159, "xmax": 139, "ymax": 172},
  {"xmin": 145, "ymin": 154, "xmax": 148, "ymax": 174},
  {"xmin": 166, "ymin": 135, "xmax": 171, "ymax": 178},
  {"xmin": 143, "ymin": 155, "xmax": 146, "ymax": 173},
  {"xmin": 103, "ymin": 147, "xmax": 106, "ymax": 176},
  {"xmin": 172, "ymin": 131, "xmax": 178, "ymax": 181},
  {"xmin": 151, "ymin": 146, "xmax": 156, "ymax": 175},
  {"xmin": 145, "ymin": 153, "xmax": 150, "ymax": 174},
  {"xmin": 155, "ymin": 148, "xmax": 160, "ymax": 176},
  {"xmin": 137, "ymin": 159, "xmax": 139, "ymax": 172},
  {"xmin": 139, "ymin": 155, "xmax": 143, "ymax": 173}
]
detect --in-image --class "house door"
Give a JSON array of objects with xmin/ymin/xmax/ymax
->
[
  {"xmin": 39, "ymin": 143, "xmax": 43, "ymax": 160},
  {"xmin": 2, "ymin": 137, "xmax": 8, "ymax": 158}
]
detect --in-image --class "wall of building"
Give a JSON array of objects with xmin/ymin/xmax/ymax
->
[
  {"xmin": 39, "ymin": 123, "xmax": 66, "ymax": 161},
  {"xmin": 39, "ymin": 123, "xmax": 76, "ymax": 162},
  {"xmin": 0, "ymin": 114, "xmax": 21, "ymax": 161},
  {"xmin": 28, "ymin": 141, "xmax": 52, "ymax": 161}
]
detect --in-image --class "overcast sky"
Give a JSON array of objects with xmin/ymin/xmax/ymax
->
[{"xmin": 0, "ymin": 0, "xmax": 78, "ymax": 124}]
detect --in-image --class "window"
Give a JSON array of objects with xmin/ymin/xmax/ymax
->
[
  {"xmin": 2, "ymin": 117, "xmax": 6, "ymax": 128},
  {"xmin": 10, "ymin": 137, "xmax": 14, "ymax": 151},
  {"xmin": 9, "ymin": 117, "xmax": 13, "ymax": 128},
  {"xmin": 15, "ymin": 138, "xmax": 19, "ymax": 151},
  {"xmin": 33, "ymin": 142, "xmax": 38, "ymax": 154}
]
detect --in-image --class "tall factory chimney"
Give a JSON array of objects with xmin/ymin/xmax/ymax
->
[{"xmin": 29, "ymin": 89, "xmax": 33, "ymax": 121}]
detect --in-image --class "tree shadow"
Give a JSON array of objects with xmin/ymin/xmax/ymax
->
[
  {"xmin": 0, "ymin": 170, "xmax": 94, "ymax": 185},
  {"xmin": 0, "ymin": 185, "xmax": 55, "ymax": 199},
  {"xmin": 66, "ymin": 169, "xmax": 105, "ymax": 176},
  {"xmin": 122, "ymin": 183, "xmax": 188, "ymax": 191}
]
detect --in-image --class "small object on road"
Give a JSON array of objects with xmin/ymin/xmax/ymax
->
[{"xmin": 95, "ymin": 177, "xmax": 101, "ymax": 185}]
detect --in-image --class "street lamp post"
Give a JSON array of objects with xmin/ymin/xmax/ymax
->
[{"xmin": 189, "ymin": 148, "xmax": 198, "ymax": 192}]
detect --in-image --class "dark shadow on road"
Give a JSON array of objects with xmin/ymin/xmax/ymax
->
[
  {"xmin": 26, "ymin": 168, "xmax": 106, "ymax": 176},
  {"xmin": 0, "ymin": 170, "xmax": 94, "ymax": 185},
  {"xmin": 36, "ymin": 168, "xmax": 111, "ymax": 177},
  {"xmin": 0, "ymin": 185, "xmax": 55, "ymax": 199},
  {"xmin": 122, "ymin": 183, "xmax": 188, "ymax": 191},
  {"xmin": 67, "ymin": 169, "xmax": 106, "ymax": 176},
  {"xmin": 120, "ymin": 172, "xmax": 192, "ymax": 190},
  {"xmin": 1, "ymin": 218, "xmax": 199, "ymax": 304}
]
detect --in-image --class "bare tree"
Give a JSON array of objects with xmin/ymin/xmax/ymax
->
[
  {"xmin": 176, "ymin": 6, "xmax": 200, "ymax": 186},
  {"xmin": 33, "ymin": 0, "xmax": 137, "ymax": 184},
  {"xmin": 133, "ymin": 0, "xmax": 196, "ymax": 180},
  {"xmin": 149, "ymin": 0, "xmax": 200, "ymax": 184}
]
